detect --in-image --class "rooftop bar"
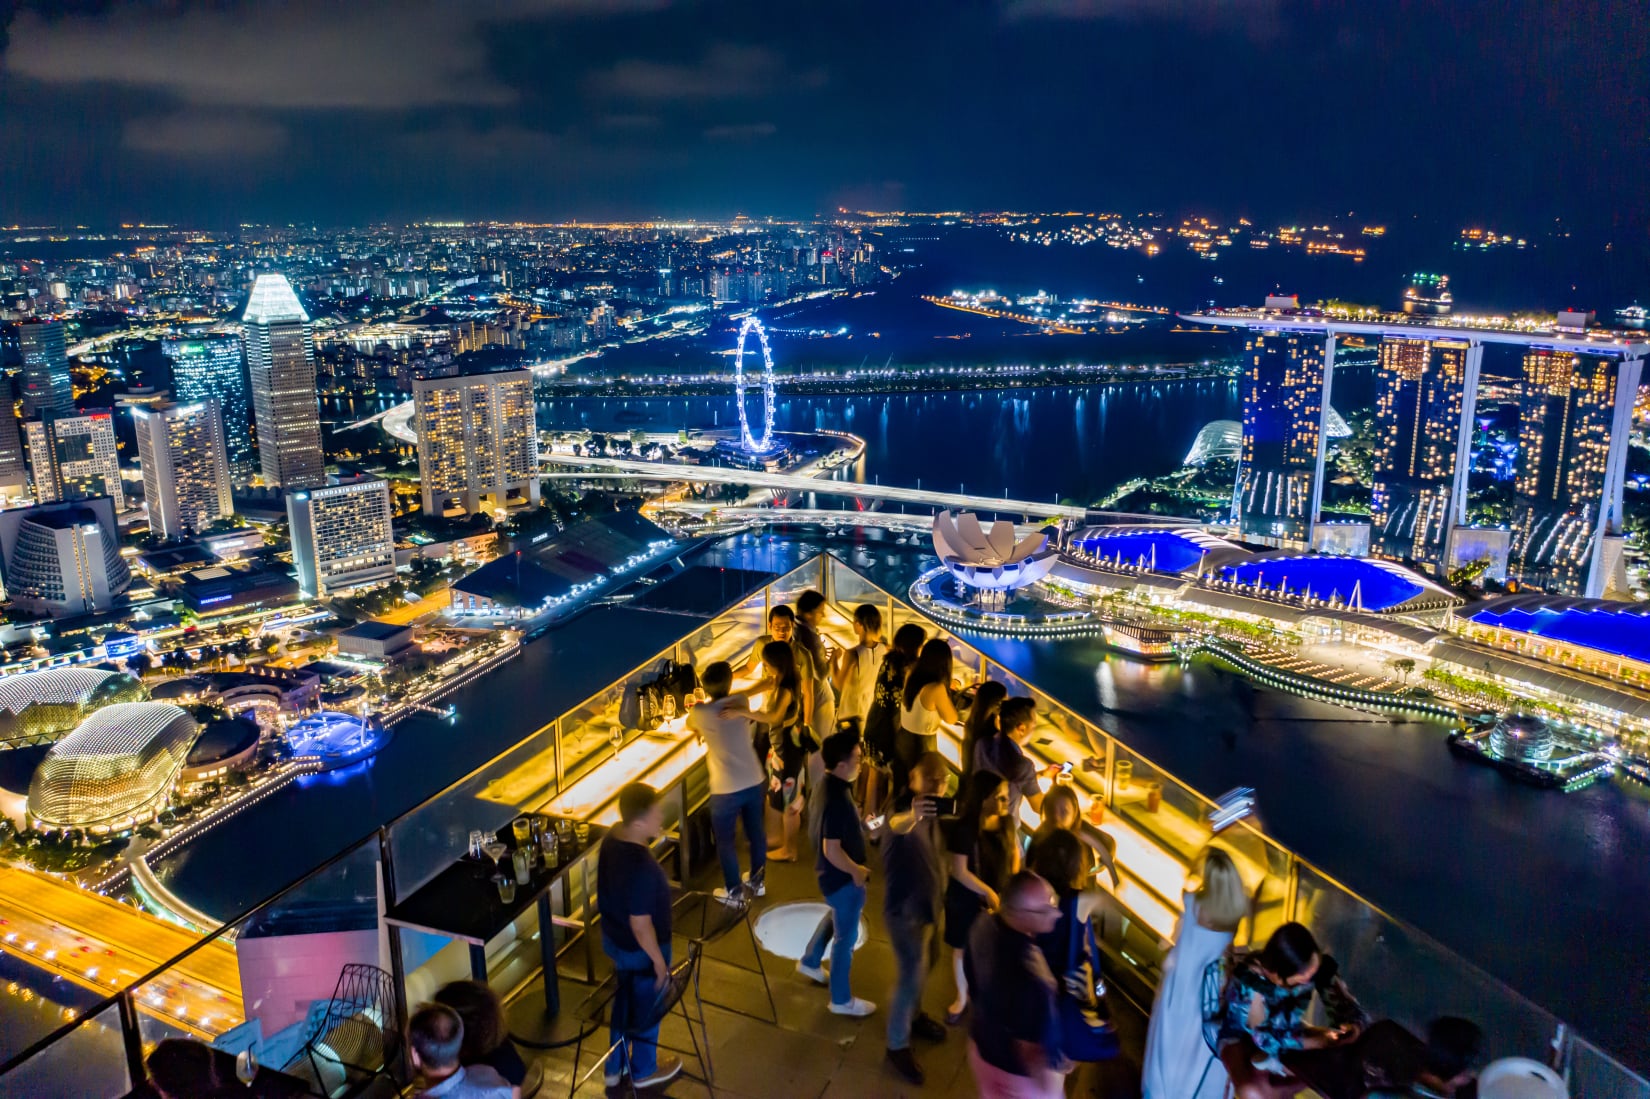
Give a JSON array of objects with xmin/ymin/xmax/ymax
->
[{"xmin": 0, "ymin": 553, "xmax": 1643, "ymax": 1098}]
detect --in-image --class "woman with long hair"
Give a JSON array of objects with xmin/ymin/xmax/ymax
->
[
  {"xmin": 960, "ymin": 679, "xmax": 1008, "ymax": 775},
  {"xmin": 865, "ymin": 623, "xmax": 926, "ymax": 785},
  {"xmin": 1028, "ymin": 829, "xmax": 1119, "ymax": 1083},
  {"xmin": 434, "ymin": 979, "xmax": 527, "ymax": 1099},
  {"xmin": 1028, "ymin": 784, "xmax": 1121, "ymax": 891},
  {"xmin": 942, "ymin": 769, "xmax": 1018, "ymax": 1024},
  {"xmin": 1141, "ymin": 846, "xmax": 1252, "ymax": 1099},
  {"xmin": 900, "ymin": 639, "xmax": 960, "ymax": 783},
  {"xmin": 751, "ymin": 639, "xmax": 807, "ymax": 861}
]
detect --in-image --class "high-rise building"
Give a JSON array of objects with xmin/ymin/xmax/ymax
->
[
  {"xmin": 287, "ymin": 476, "xmax": 396, "ymax": 597},
  {"xmin": 0, "ymin": 376, "xmax": 27, "ymax": 500},
  {"xmin": 163, "ymin": 336, "xmax": 254, "ymax": 478},
  {"xmin": 1369, "ymin": 337, "xmax": 1480, "ymax": 563},
  {"xmin": 18, "ymin": 318, "xmax": 74, "ymax": 419},
  {"xmin": 243, "ymin": 274, "xmax": 326, "ymax": 489},
  {"xmin": 133, "ymin": 400, "xmax": 233, "ymax": 540},
  {"xmin": 1511, "ymin": 350, "xmax": 1642, "ymax": 596},
  {"xmin": 412, "ymin": 367, "xmax": 539, "ymax": 518},
  {"xmin": 0, "ymin": 496, "xmax": 130, "ymax": 617},
  {"xmin": 24, "ymin": 411, "xmax": 124, "ymax": 510},
  {"xmin": 1236, "ymin": 330, "xmax": 1333, "ymax": 542}
]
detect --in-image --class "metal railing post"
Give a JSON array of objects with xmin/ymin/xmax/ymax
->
[
  {"xmin": 378, "ymin": 826, "xmax": 412, "ymax": 1079},
  {"xmin": 553, "ymin": 715, "xmax": 564, "ymax": 792},
  {"xmin": 116, "ymin": 990, "xmax": 146, "ymax": 1088}
]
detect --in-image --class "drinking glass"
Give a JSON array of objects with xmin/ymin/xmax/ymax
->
[
  {"xmin": 481, "ymin": 839, "xmax": 508, "ymax": 874},
  {"xmin": 512, "ymin": 848, "xmax": 531, "ymax": 885},
  {"xmin": 574, "ymin": 821, "xmax": 591, "ymax": 846},
  {"xmin": 494, "ymin": 875, "xmax": 516, "ymax": 904},
  {"xmin": 511, "ymin": 816, "xmax": 532, "ymax": 850},
  {"xmin": 235, "ymin": 1049, "xmax": 258, "ymax": 1086},
  {"xmin": 540, "ymin": 827, "xmax": 560, "ymax": 868},
  {"xmin": 467, "ymin": 830, "xmax": 485, "ymax": 859},
  {"xmin": 662, "ymin": 694, "xmax": 676, "ymax": 721}
]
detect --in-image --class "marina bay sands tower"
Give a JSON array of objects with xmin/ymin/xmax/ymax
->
[{"xmin": 1187, "ymin": 299, "xmax": 1646, "ymax": 598}]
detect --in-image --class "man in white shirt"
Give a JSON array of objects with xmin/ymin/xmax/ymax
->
[{"xmin": 687, "ymin": 661, "xmax": 768, "ymax": 901}]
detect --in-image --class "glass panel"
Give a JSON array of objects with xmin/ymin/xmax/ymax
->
[
  {"xmin": 560, "ymin": 653, "xmax": 684, "ymax": 788},
  {"xmin": 0, "ymin": 1002, "xmax": 130, "ymax": 1099},
  {"xmin": 130, "ymin": 838, "xmax": 385, "ymax": 1097},
  {"xmin": 390, "ymin": 722, "xmax": 559, "ymax": 900},
  {"xmin": 679, "ymin": 590, "xmax": 766, "ymax": 670},
  {"xmin": 768, "ymin": 559, "xmax": 825, "ymax": 612},
  {"xmin": 1571, "ymin": 1039, "xmax": 1650, "ymax": 1099},
  {"xmin": 827, "ymin": 554, "xmax": 885, "ymax": 609},
  {"xmin": 1292, "ymin": 861, "xmax": 1559, "ymax": 1059}
]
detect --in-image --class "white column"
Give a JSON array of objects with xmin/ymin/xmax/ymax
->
[
  {"xmin": 1308, "ymin": 331, "xmax": 1337, "ymax": 535},
  {"xmin": 1444, "ymin": 339, "xmax": 1484, "ymax": 544},
  {"xmin": 1585, "ymin": 351, "xmax": 1645, "ymax": 597}
]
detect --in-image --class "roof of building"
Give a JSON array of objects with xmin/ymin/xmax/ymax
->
[
  {"xmin": 244, "ymin": 273, "xmax": 309, "ymax": 325},
  {"xmin": 1466, "ymin": 594, "xmax": 1650, "ymax": 665},
  {"xmin": 453, "ymin": 553, "xmax": 573, "ymax": 607},
  {"xmin": 626, "ymin": 566, "xmax": 777, "ymax": 616},
  {"xmin": 1069, "ymin": 526, "xmax": 1250, "ymax": 575},
  {"xmin": 1217, "ymin": 554, "xmax": 1459, "ymax": 614},
  {"xmin": 186, "ymin": 718, "xmax": 260, "ymax": 766},
  {"xmin": 27, "ymin": 702, "xmax": 200, "ymax": 827},
  {"xmin": 337, "ymin": 620, "xmax": 413, "ymax": 642},
  {"xmin": 0, "ymin": 667, "xmax": 146, "ymax": 717},
  {"xmin": 137, "ymin": 544, "xmax": 219, "ymax": 574},
  {"xmin": 26, "ymin": 507, "xmax": 100, "ymax": 531},
  {"xmin": 1432, "ymin": 637, "xmax": 1650, "ymax": 722},
  {"xmin": 147, "ymin": 676, "xmax": 213, "ymax": 701}
]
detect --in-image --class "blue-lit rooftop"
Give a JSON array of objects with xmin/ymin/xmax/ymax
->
[
  {"xmin": 1070, "ymin": 526, "xmax": 1247, "ymax": 575},
  {"xmin": 1469, "ymin": 596, "xmax": 1650, "ymax": 665},
  {"xmin": 1218, "ymin": 554, "xmax": 1456, "ymax": 612}
]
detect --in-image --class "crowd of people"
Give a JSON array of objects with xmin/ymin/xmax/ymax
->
[{"xmin": 393, "ymin": 590, "xmax": 1557, "ymax": 1099}]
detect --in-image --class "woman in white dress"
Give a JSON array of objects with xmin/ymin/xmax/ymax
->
[{"xmin": 1142, "ymin": 846, "xmax": 1250, "ymax": 1099}]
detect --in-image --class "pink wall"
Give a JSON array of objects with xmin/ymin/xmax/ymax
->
[{"xmin": 237, "ymin": 929, "xmax": 382, "ymax": 1036}]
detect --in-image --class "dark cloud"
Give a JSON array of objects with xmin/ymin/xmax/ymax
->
[
  {"xmin": 703, "ymin": 122, "xmax": 777, "ymax": 141},
  {"xmin": 0, "ymin": 0, "xmax": 1642, "ymax": 230}
]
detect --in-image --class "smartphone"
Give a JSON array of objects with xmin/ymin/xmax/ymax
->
[
  {"xmin": 1058, "ymin": 761, "xmax": 1074, "ymax": 777},
  {"xmin": 864, "ymin": 814, "xmax": 887, "ymax": 830},
  {"xmin": 927, "ymin": 796, "xmax": 958, "ymax": 816}
]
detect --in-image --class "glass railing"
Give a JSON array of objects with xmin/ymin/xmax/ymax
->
[{"xmin": 2, "ymin": 551, "xmax": 1643, "ymax": 1098}]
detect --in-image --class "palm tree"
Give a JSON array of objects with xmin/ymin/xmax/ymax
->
[{"xmin": 1391, "ymin": 657, "xmax": 1416, "ymax": 684}]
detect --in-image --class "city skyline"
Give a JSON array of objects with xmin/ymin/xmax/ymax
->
[{"xmin": 0, "ymin": 1, "xmax": 1644, "ymax": 236}]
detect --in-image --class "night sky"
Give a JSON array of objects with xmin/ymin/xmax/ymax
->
[{"xmin": 1, "ymin": 0, "xmax": 1646, "ymax": 232}]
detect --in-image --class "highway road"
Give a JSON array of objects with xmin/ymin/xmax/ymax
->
[{"xmin": 0, "ymin": 868, "xmax": 242, "ymax": 1040}]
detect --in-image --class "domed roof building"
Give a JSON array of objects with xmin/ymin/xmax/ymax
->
[
  {"xmin": 0, "ymin": 667, "xmax": 148, "ymax": 748},
  {"xmin": 27, "ymin": 702, "xmax": 199, "ymax": 833}
]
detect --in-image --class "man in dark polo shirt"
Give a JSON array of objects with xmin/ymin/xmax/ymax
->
[
  {"xmin": 795, "ymin": 728, "xmax": 875, "ymax": 1017},
  {"xmin": 596, "ymin": 783, "xmax": 680, "ymax": 1090},
  {"xmin": 882, "ymin": 750, "xmax": 950, "ymax": 1084},
  {"xmin": 965, "ymin": 871, "xmax": 1068, "ymax": 1098}
]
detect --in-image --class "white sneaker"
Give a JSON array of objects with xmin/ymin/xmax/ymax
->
[
  {"xmin": 713, "ymin": 886, "xmax": 747, "ymax": 906},
  {"xmin": 746, "ymin": 874, "xmax": 766, "ymax": 897},
  {"xmin": 633, "ymin": 1056, "xmax": 683, "ymax": 1088},
  {"xmin": 828, "ymin": 997, "xmax": 876, "ymax": 1017},
  {"xmin": 795, "ymin": 960, "xmax": 828, "ymax": 985},
  {"xmin": 603, "ymin": 1069, "xmax": 624, "ymax": 1087}
]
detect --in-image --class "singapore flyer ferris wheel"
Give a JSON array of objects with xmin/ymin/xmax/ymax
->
[{"xmin": 733, "ymin": 315, "xmax": 777, "ymax": 453}]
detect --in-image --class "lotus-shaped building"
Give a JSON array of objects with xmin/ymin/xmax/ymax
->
[{"xmin": 931, "ymin": 511, "xmax": 1059, "ymax": 592}]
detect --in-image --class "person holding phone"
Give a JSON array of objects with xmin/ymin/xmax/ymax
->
[
  {"xmin": 880, "ymin": 750, "xmax": 952, "ymax": 1084},
  {"xmin": 974, "ymin": 696, "xmax": 1052, "ymax": 825}
]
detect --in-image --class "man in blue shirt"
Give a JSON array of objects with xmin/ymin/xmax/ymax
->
[
  {"xmin": 796, "ymin": 728, "xmax": 876, "ymax": 1016},
  {"xmin": 596, "ymin": 783, "xmax": 681, "ymax": 1090},
  {"xmin": 408, "ymin": 1004, "xmax": 513, "ymax": 1099}
]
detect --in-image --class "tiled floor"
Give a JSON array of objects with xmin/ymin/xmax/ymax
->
[{"xmin": 508, "ymin": 833, "xmax": 1148, "ymax": 1098}]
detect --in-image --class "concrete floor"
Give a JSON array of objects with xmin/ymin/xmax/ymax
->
[{"xmin": 507, "ymin": 826, "xmax": 1148, "ymax": 1099}]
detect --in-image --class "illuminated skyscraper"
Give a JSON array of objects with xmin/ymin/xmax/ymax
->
[
  {"xmin": 1511, "ymin": 350, "xmax": 1642, "ymax": 596},
  {"xmin": 1369, "ymin": 337, "xmax": 1480, "ymax": 563},
  {"xmin": 24, "ymin": 411, "xmax": 124, "ymax": 510},
  {"xmin": 163, "ymin": 336, "xmax": 254, "ymax": 478},
  {"xmin": 243, "ymin": 274, "xmax": 325, "ymax": 489},
  {"xmin": 0, "ymin": 496, "xmax": 130, "ymax": 617},
  {"xmin": 412, "ymin": 367, "xmax": 539, "ymax": 518},
  {"xmin": 18, "ymin": 318, "xmax": 74, "ymax": 419},
  {"xmin": 287, "ymin": 476, "xmax": 396, "ymax": 597},
  {"xmin": 0, "ymin": 376, "xmax": 27, "ymax": 500},
  {"xmin": 1236, "ymin": 330, "xmax": 1333, "ymax": 542},
  {"xmin": 132, "ymin": 400, "xmax": 233, "ymax": 540}
]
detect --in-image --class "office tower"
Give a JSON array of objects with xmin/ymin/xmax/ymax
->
[
  {"xmin": 1369, "ymin": 337, "xmax": 1481, "ymax": 563},
  {"xmin": 18, "ymin": 318, "xmax": 74, "ymax": 419},
  {"xmin": 0, "ymin": 496, "xmax": 130, "ymax": 617},
  {"xmin": 1511, "ymin": 350, "xmax": 1643, "ymax": 596},
  {"xmin": 412, "ymin": 367, "xmax": 539, "ymax": 518},
  {"xmin": 163, "ymin": 336, "xmax": 254, "ymax": 478},
  {"xmin": 243, "ymin": 274, "xmax": 326, "ymax": 489},
  {"xmin": 24, "ymin": 411, "xmax": 124, "ymax": 510},
  {"xmin": 1236, "ymin": 330, "xmax": 1333, "ymax": 542},
  {"xmin": 286, "ymin": 476, "xmax": 396, "ymax": 597},
  {"xmin": 133, "ymin": 400, "xmax": 233, "ymax": 540},
  {"xmin": 1402, "ymin": 273, "xmax": 1452, "ymax": 316},
  {"xmin": 0, "ymin": 376, "xmax": 26, "ymax": 500}
]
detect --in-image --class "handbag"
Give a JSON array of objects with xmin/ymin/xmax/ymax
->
[{"xmin": 1056, "ymin": 898, "xmax": 1120, "ymax": 1063}]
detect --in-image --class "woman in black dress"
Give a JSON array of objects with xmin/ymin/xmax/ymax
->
[{"xmin": 942, "ymin": 770, "xmax": 1018, "ymax": 1024}]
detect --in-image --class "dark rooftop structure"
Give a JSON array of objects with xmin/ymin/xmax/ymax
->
[
  {"xmin": 136, "ymin": 543, "xmax": 219, "ymax": 576},
  {"xmin": 186, "ymin": 718, "xmax": 260, "ymax": 768},
  {"xmin": 626, "ymin": 565, "xmax": 777, "ymax": 616},
  {"xmin": 335, "ymin": 619, "xmax": 415, "ymax": 659},
  {"xmin": 531, "ymin": 510, "xmax": 674, "ymax": 587},
  {"xmin": 177, "ymin": 565, "xmax": 299, "ymax": 614},
  {"xmin": 452, "ymin": 553, "xmax": 572, "ymax": 609}
]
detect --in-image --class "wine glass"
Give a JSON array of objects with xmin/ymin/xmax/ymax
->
[
  {"xmin": 235, "ymin": 1049, "xmax": 258, "ymax": 1086},
  {"xmin": 662, "ymin": 694, "xmax": 676, "ymax": 722},
  {"xmin": 480, "ymin": 839, "xmax": 507, "ymax": 875}
]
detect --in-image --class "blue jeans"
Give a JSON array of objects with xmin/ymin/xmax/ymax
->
[
  {"xmin": 708, "ymin": 783, "xmax": 766, "ymax": 893},
  {"xmin": 885, "ymin": 909, "xmax": 937, "ymax": 1049},
  {"xmin": 602, "ymin": 939, "xmax": 672, "ymax": 1079},
  {"xmin": 801, "ymin": 881, "xmax": 866, "ymax": 1006}
]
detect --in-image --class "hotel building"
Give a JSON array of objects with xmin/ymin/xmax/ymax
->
[
  {"xmin": 164, "ymin": 335, "xmax": 255, "ymax": 478},
  {"xmin": 1369, "ymin": 337, "xmax": 1479, "ymax": 564},
  {"xmin": 287, "ymin": 476, "xmax": 396, "ymax": 597},
  {"xmin": 24, "ymin": 411, "xmax": 124, "ymax": 510},
  {"xmin": 412, "ymin": 367, "xmax": 539, "ymax": 518},
  {"xmin": 132, "ymin": 399, "xmax": 234, "ymax": 539}
]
